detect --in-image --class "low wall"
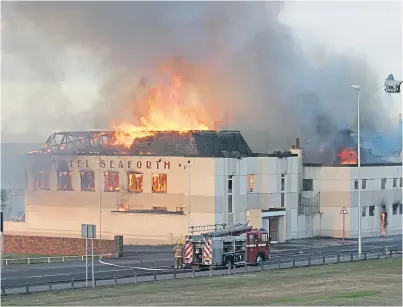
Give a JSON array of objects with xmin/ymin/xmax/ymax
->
[{"xmin": 4, "ymin": 234, "xmax": 121, "ymax": 256}]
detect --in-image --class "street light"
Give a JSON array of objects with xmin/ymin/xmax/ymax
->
[{"xmin": 351, "ymin": 84, "xmax": 362, "ymax": 258}]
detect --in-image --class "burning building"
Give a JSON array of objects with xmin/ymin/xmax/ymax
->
[{"xmin": 2, "ymin": 130, "xmax": 401, "ymax": 245}]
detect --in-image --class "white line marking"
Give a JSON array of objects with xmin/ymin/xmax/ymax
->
[{"xmin": 99, "ymin": 259, "xmax": 168, "ymax": 271}]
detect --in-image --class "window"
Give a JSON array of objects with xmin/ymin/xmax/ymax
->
[
  {"xmin": 248, "ymin": 234, "xmax": 256, "ymax": 243},
  {"xmin": 228, "ymin": 195, "xmax": 233, "ymax": 213},
  {"xmin": 381, "ymin": 178, "xmax": 387, "ymax": 190},
  {"xmin": 152, "ymin": 174, "xmax": 167, "ymax": 193},
  {"xmin": 57, "ymin": 171, "xmax": 72, "ymax": 190},
  {"xmin": 261, "ymin": 233, "xmax": 268, "ymax": 242},
  {"xmin": 362, "ymin": 206, "xmax": 366, "ymax": 217},
  {"xmin": 393, "ymin": 178, "xmax": 398, "ymax": 188},
  {"xmin": 34, "ymin": 171, "xmax": 49, "ymax": 190},
  {"xmin": 303, "ymin": 179, "xmax": 313, "ymax": 191},
  {"xmin": 80, "ymin": 171, "xmax": 95, "ymax": 191},
  {"xmin": 104, "ymin": 172, "xmax": 120, "ymax": 192},
  {"xmin": 362, "ymin": 179, "xmax": 367, "ymax": 190},
  {"xmin": 400, "ymin": 203, "xmax": 402, "ymax": 215},
  {"xmin": 400, "ymin": 178, "xmax": 402, "ymax": 188},
  {"xmin": 228, "ymin": 176, "xmax": 233, "ymax": 193},
  {"xmin": 281, "ymin": 173, "xmax": 285, "ymax": 192},
  {"xmin": 392, "ymin": 203, "xmax": 399, "ymax": 215},
  {"xmin": 128, "ymin": 173, "xmax": 143, "ymax": 193},
  {"xmin": 354, "ymin": 180, "xmax": 358, "ymax": 190},
  {"xmin": 248, "ymin": 175, "xmax": 255, "ymax": 193},
  {"xmin": 369, "ymin": 205, "xmax": 375, "ymax": 216},
  {"xmin": 280, "ymin": 193, "xmax": 285, "ymax": 207}
]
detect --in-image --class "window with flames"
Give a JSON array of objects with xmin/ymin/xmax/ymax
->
[
  {"xmin": 80, "ymin": 171, "xmax": 95, "ymax": 191},
  {"xmin": 128, "ymin": 173, "xmax": 143, "ymax": 193},
  {"xmin": 34, "ymin": 171, "xmax": 50, "ymax": 190},
  {"xmin": 152, "ymin": 174, "xmax": 167, "ymax": 193},
  {"xmin": 57, "ymin": 171, "xmax": 72, "ymax": 190},
  {"xmin": 104, "ymin": 172, "xmax": 120, "ymax": 192}
]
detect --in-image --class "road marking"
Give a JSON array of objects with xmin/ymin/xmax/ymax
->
[
  {"xmin": 99, "ymin": 259, "xmax": 168, "ymax": 271},
  {"xmin": 2, "ymin": 257, "xmax": 172, "ymax": 273}
]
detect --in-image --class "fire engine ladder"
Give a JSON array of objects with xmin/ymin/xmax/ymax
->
[
  {"xmin": 189, "ymin": 223, "xmax": 227, "ymax": 234},
  {"xmin": 202, "ymin": 222, "xmax": 252, "ymax": 238}
]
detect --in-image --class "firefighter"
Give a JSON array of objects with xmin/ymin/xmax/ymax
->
[{"xmin": 172, "ymin": 239, "xmax": 183, "ymax": 269}]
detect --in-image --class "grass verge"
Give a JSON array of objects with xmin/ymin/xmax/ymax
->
[{"xmin": 2, "ymin": 258, "xmax": 402, "ymax": 306}]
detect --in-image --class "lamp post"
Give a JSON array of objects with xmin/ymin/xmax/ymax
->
[
  {"xmin": 98, "ymin": 157, "xmax": 102, "ymax": 240},
  {"xmin": 351, "ymin": 84, "xmax": 361, "ymax": 258}
]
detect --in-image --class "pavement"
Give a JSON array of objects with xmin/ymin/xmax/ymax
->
[{"xmin": 1, "ymin": 235, "xmax": 401, "ymax": 290}]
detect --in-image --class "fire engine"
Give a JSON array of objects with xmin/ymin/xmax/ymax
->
[{"xmin": 183, "ymin": 222, "xmax": 270, "ymax": 268}]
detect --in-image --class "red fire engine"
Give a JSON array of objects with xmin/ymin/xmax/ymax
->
[{"xmin": 184, "ymin": 222, "xmax": 270, "ymax": 268}]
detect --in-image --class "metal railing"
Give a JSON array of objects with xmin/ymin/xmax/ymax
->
[
  {"xmin": 2, "ymin": 254, "xmax": 115, "ymax": 265},
  {"xmin": 1, "ymin": 249, "xmax": 400, "ymax": 296}
]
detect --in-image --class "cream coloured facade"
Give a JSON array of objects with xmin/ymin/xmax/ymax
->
[{"xmin": 3, "ymin": 132, "xmax": 402, "ymax": 245}]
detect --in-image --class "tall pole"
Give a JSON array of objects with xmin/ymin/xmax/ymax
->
[
  {"xmin": 187, "ymin": 163, "xmax": 191, "ymax": 228},
  {"xmin": 352, "ymin": 85, "xmax": 362, "ymax": 258},
  {"xmin": 98, "ymin": 157, "xmax": 102, "ymax": 240},
  {"xmin": 91, "ymin": 237, "xmax": 95, "ymax": 287},
  {"xmin": 1, "ymin": 211, "xmax": 4, "ymax": 270},
  {"xmin": 85, "ymin": 237, "xmax": 88, "ymax": 286}
]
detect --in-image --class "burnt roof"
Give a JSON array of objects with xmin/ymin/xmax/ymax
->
[{"xmin": 30, "ymin": 130, "xmax": 254, "ymax": 158}]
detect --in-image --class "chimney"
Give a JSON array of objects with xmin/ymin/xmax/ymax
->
[{"xmin": 296, "ymin": 137, "xmax": 300, "ymax": 149}]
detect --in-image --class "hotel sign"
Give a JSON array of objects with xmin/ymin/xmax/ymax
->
[{"xmin": 50, "ymin": 158, "xmax": 171, "ymax": 170}]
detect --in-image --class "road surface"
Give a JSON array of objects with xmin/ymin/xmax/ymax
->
[{"xmin": 2, "ymin": 235, "xmax": 401, "ymax": 288}]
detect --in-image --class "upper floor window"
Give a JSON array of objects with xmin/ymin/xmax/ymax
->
[
  {"xmin": 34, "ymin": 170, "xmax": 50, "ymax": 190},
  {"xmin": 228, "ymin": 175, "xmax": 233, "ymax": 194},
  {"xmin": 248, "ymin": 175, "xmax": 255, "ymax": 193},
  {"xmin": 362, "ymin": 206, "xmax": 366, "ymax": 217},
  {"xmin": 393, "ymin": 178, "xmax": 398, "ymax": 188},
  {"xmin": 392, "ymin": 203, "xmax": 399, "ymax": 215},
  {"xmin": 152, "ymin": 174, "xmax": 167, "ymax": 193},
  {"xmin": 281, "ymin": 173, "xmax": 285, "ymax": 192},
  {"xmin": 80, "ymin": 171, "xmax": 95, "ymax": 191},
  {"xmin": 381, "ymin": 178, "xmax": 387, "ymax": 190},
  {"xmin": 354, "ymin": 180, "xmax": 358, "ymax": 190},
  {"xmin": 228, "ymin": 195, "xmax": 233, "ymax": 213},
  {"xmin": 104, "ymin": 172, "xmax": 120, "ymax": 192},
  {"xmin": 362, "ymin": 179, "xmax": 367, "ymax": 190},
  {"xmin": 128, "ymin": 173, "xmax": 143, "ymax": 193},
  {"xmin": 303, "ymin": 179, "xmax": 313, "ymax": 191},
  {"xmin": 57, "ymin": 171, "xmax": 72, "ymax": 190},
  {"xmin": 400, "ymin": 178, "xmax": 402, "ymax": 188},
  {"xmin": 281, "ymin": 193, "xmax": 285, "ymax": 207}
]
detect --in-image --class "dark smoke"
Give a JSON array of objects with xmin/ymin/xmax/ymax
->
[{"xmin": 1, "ymin": 1, "xmax": 395, "ymax": 156}]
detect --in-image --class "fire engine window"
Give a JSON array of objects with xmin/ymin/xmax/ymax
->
[
  {"xmin": 369, "ymin": 205, "xmax": 375, "ymax": 216},
  {"xmin": 392, "ymin": 203, "xmax": 399, "ymax": 215},
  {"xmin": 261, "ymin": 233, "xmax": 268, "ymax": 242},
  {"xmin": 34, "ymin": 170, "xmax": 50, "ymax": 190},
  {"xmin": 248, "ymin": 234, "xmax": 256, "ymax": 243},
  {"xmin": 104, "ymin": 172, "xmax": 120, "ymax": 192},
  {"xmin": 248, "ymin": 175, "xmax": 255, "ymax": 193},
  {"xmin": 152, "ymin": 174, "xmax": 167, "ymax": 193},
  {"xmin": 80, "ymin": 171, "xmax": 95, "ymax": 191},
  {"xmin": 128, "ymin": 173, "xmax": 143, "ymax": 193}
]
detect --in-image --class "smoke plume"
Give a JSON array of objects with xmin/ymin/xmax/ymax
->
[{"xmin": 1, "ymin": 1, "xmax": 395, "ymax": 154}]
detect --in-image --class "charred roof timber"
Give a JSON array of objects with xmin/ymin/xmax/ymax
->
[{"xmin": 28, "ymin": 130, "xmax": 254, "ymax": 158}]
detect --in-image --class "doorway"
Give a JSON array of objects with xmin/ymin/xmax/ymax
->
[{"xmin": 269, "ymin": 217, "xmax": 279, "ymax": 243}]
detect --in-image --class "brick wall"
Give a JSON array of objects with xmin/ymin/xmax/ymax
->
[{"xmin": 4, "ymin": 235, "xmax": 119, "ymax": 256}]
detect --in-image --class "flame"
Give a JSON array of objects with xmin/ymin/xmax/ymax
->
[
  {"xmin": 112, "ymin": 68, "xmax": 211, "ymax": 148},
  {"xmin": 338, "ymin": 147, "xmax": 358, "ymax": 164}
]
